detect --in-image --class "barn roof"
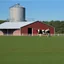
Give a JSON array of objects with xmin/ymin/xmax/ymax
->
[
  {"xmin": 0, "ymin": 22, "xmax": 34, "ymax": 29},
  {"xmin": 0, "ymin": 21, "xmax": 54, "ymax": 29}
]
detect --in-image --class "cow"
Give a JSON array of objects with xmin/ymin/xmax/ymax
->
[{"xmin": 45, "ymin": 29, "xmax": 50, "ymax": 37}]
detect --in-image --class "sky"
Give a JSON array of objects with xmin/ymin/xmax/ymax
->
[{"xmin": 0, "ymin": 0, "xmax": 64, "ymax": 21}]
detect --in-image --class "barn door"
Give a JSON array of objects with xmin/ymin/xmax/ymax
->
[{"xmin": 28, "ymin": 28, "xmax": 32, "ymax": 35}]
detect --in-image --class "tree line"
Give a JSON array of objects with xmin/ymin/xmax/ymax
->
[
  {"xmin": 43, "ymin": 20, "xmax": 64, "ymax": 34},
  {"xmin": 0, "ymin": 20, "xmax": 64, "ymax": 34},
  {"xmin": 0, "ymin": 20, "xmax": 6, "ymax": 24}
]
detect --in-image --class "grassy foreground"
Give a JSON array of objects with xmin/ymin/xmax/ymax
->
[{"xmin": 0, "ymin": 36, "xmax": 64, "ymax": 64}]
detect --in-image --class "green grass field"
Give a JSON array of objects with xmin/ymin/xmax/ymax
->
[{"xmin": 0, "ymin": 36, "xmax": 64, "ymax": 64}]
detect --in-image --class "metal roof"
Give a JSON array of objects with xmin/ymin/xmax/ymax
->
[
  {"xmin": 0, "ymin": 21, "xmax": 34, "ymax": 29},
  {"xmin": 10, "ymin": 3, "xmax": 24, "ymax": 8}
]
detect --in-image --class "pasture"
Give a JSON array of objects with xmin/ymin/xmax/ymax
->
[{"xmin": 0, "ymin": 36, "xmax": 64, "ymax": 64}]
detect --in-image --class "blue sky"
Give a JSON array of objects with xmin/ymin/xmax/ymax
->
[{"xmin": 0, "ymin": 0, "xmax": 64, "ymax": 21}]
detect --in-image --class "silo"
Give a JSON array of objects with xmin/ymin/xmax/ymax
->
[{"xmin": 9, "ymin": 3, "xmax": 25, "ymax": 22}]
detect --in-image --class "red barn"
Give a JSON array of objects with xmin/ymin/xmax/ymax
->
[
  {"xmin": 21, "ymin": 21, "xmax": 54, "ymax": 35},
  {"xmin": 0, "ymin": 21, "xmax": 55, "ymax": 36}
]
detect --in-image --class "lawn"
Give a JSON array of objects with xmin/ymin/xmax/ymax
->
[{"xmin": 0, "ymin": 36, "xmax": 64, "ymax": 64}]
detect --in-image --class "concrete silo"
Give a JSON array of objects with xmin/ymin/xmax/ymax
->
[{"xmin": 9, "ymin": 3, "xmax": 25, "ymax": 22}]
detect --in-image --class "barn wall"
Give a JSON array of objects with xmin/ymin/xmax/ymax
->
[
  {"xmin": 21, "ymin": 21, "xmax": 54, "ymax": 35},
  {"xmin": 0, "ymin": 31, "xmax": 4, "ymax": 35},
  {"xmin": 0, "ymin": 29, "xmax": 21, "ymax": 36},
  {"xmin": 13, "ymin": 29, "xmax": 21, "ymax": 36},
  {"xmin": 0, "ymin": 29, "xmax": 7, "ymax": 35}
]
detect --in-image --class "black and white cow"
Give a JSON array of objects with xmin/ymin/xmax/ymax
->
[
  {"xmin": 38, "ymin": 29, "xmax": 50, "ymax": 35},
  {"xmin": 38, "ymin": 29, "xmax": 45, "ymax": 34},
  {"xmin": 45, "ymin": 29, "xmax": 50, "ymax": 36},
  {"xmin": 45, "ymin": 29, "xmax": 50, "ymax": 34}
]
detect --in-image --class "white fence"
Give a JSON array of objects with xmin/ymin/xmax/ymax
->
[{"xmin": 52, "ymin": 34, "xmax": 64, "ymax": 36}]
